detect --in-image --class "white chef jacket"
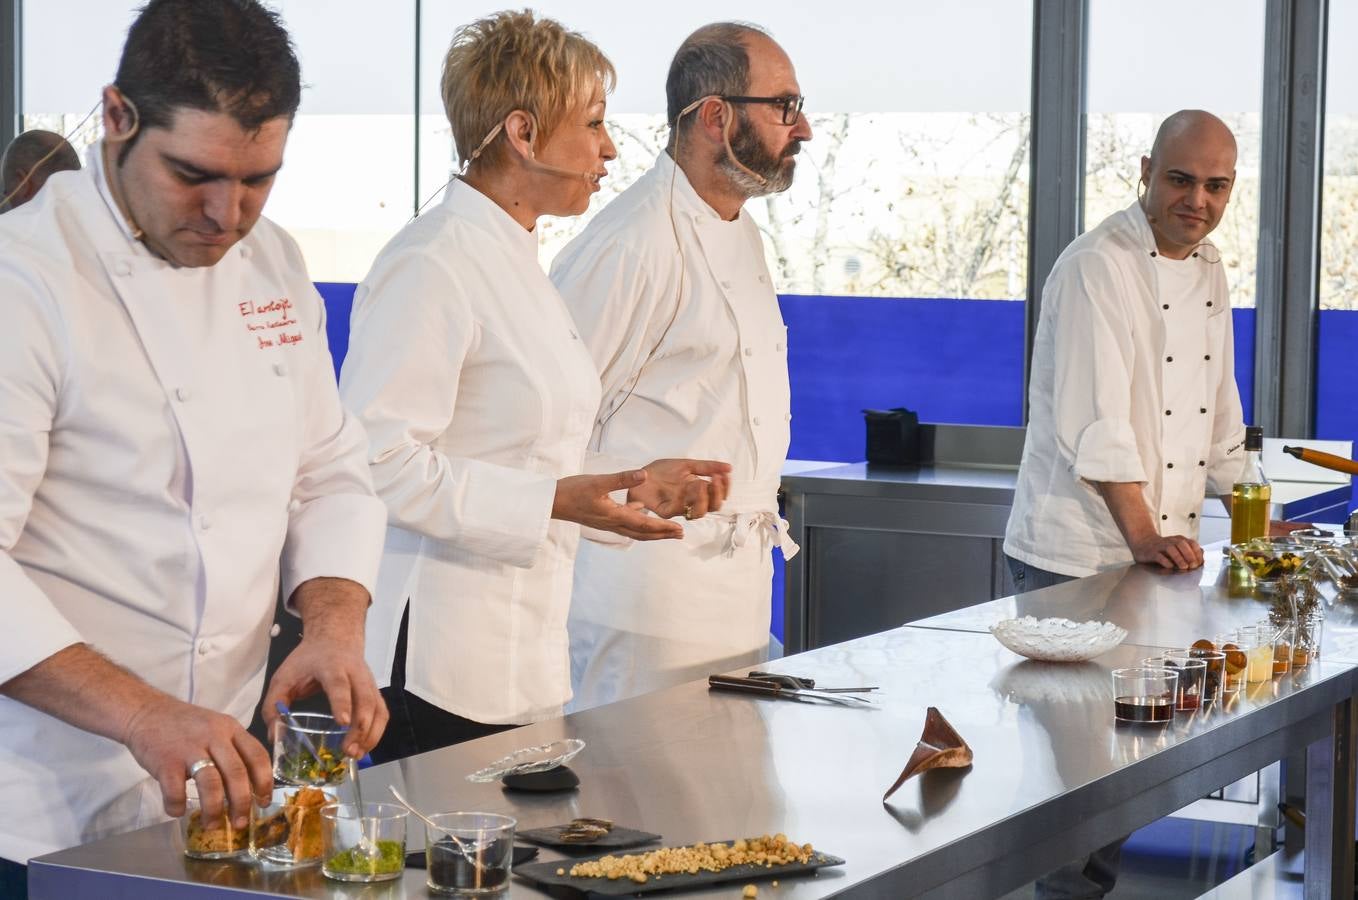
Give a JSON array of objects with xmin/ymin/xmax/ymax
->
[
  {"xmin": 0, "ymin": 144, "xmax": 386, "ymax": 862},
  {"xmin": 1004, "ymin": 201, "xmax": 1246, "ymax": 577},
  {"xmin": 551, "ymin": 152, "xmax": 797, "ymax": 711},
  {"xmin": 340, "ymin": 179, "xmax": 601, "ymax": 725}
]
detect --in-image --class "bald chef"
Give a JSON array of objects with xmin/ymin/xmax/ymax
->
[
  {"xmin": 0, "ymin": 0, "xmax": 386, "ymax": 890},
  {"xmin": 1003, "ymin": 109, "xmax": 1246, "ymax": 899}
]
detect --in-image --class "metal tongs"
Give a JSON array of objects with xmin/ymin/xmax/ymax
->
[{"xmin": 708, "ymin": 674, "xmax": 876, "ymax": 707}]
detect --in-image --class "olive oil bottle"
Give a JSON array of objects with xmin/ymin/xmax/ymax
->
[{"xmin": 1231, "ymin": 426, "xmax": 1270, "ymax": 543}]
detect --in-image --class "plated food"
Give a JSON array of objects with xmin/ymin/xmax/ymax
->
[
  {"xmin": 251, "ymin": 785, "xmax": 331, "ymax": 864},
  {"xmin": 183, "ymin": 809, "xmax": 247, "ymax": 859},
  {"xmin": 514, "ymin": 834, "xmax": 844, "ymax": 897},
  {"xmin": 275, "ymin": 745, "xmax": 346, "ymax": 786}
]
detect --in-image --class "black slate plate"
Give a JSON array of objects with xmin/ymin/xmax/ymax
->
[
  {"xmin": 518, "ymin": 823, "xmax": 662, "ymax": 851},
  {"xmin": 513, "ymin": 841, "xmax": 845, "ymax": 896}
]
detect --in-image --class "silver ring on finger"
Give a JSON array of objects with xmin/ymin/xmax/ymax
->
[{"xmin": 188, "ymin": 758, "xmax": 217, "ymax": 778}]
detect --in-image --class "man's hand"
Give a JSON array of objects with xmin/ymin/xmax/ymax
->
[
  {"xmin": 553, "ymin": 471, "xmax": 685, "ymax": 540},
  {"xmin": 123, "ymin": 695, "xmax": 273, "ymax": 829},
  {"xmin": 1095, "ymin": 480, "xmax": 1206, "ymax": 571},
  {"xmin": 1, "ymin": 643, "xmax": 272, "ymax": 829},
  {"xmin": 1270, "ymin": 519, "xmax": 1313, "ymax": 536},
  {"xmin": 260, "ymin": 578, "xmax": 387, "ymax": 760},
  {"xmin": 629, "ymin": 459, "xmax": 732, "ymax": 520},
  {"xmin": 1129, "ymin": 533, "xmax": 1205, "ymax": 570}
]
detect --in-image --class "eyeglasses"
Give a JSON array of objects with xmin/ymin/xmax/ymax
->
[{"xmin": 721, "ymin": 95, "xmax": 805, "ymax": 126}]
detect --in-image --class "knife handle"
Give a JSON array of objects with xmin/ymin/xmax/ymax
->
[{"xmin": 708, "ymin": 675, "xmax": 782, "ymax": 696}]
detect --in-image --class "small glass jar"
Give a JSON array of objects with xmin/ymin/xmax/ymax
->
[
  {"xmin": 272, "ymin": 712, "xmax": 348, "ymax": 787},
  {"xmin": 1292, "ymin": 610, "xmax": 1324, "ymax": 668},
  {"xmin": 181, "ymin": 781, "xmax": 248, "ymax": 860},
  {"xmin": 425, "ymin": 812, "xmax": 517, "ymax": 896},
  {"xmin": 321, "ymin": 801, "xmax": 408, "ymax": 883},
  {"xmin": 250, "ymin": 784, "xmax": 336, "ymax": 867}
]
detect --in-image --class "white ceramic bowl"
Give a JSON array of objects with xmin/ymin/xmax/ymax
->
[{"xmin": 990, "ymin": 616, "xmax": 1127, "ymax": 663}]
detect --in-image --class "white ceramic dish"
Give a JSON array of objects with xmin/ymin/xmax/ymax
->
[{"xmin": 990, "ymin": 616, "xmax": 1127, "ymax": 663}]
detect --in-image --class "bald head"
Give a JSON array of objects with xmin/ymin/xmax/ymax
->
[
  {"xmin": 1150, "ymin": 110, "xmax": 1237, "ymax": 164},
  {"xmin": 1139, "ymin": 109, "xmax": 1237, "ymax": 259},
  {"xmin": 1, "ymin": 130, "xmax": 81, "ymax": 211}
]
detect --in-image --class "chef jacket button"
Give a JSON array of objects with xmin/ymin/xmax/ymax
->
[
  {"xmin": 1200, "ymin": 407, "xmax": 1207, "ymax": 414},
  {"xmin": 1207, "ymin": 301, "xmax": 1213, "ymax": 307},
  {"xmin": 270, "ymin": 624, "xmax": 282, "ymax": 638},
  {"xmin": 175, "ymin": 387, "xmax": 191, "ymax": 402},
  {"xmin": 1166, "ymin": 356, "xmax": 1173, "ymax": 362},
  {"xmin": 1199, "ymin": 460, "xmax": 1206, "ymax": 466},
  {"xmin": 197, "ymin": 641, "xmax": 212, "ymax": 656},
  {"xmin": 114, "ymin": 261, "xmax": 132, "ymax": 277},
  {"xmin": 1161, "ymin": 514, "xmax": 1168, "ymax": 521},
  {"xmin": 744, "ymin": 347, "xmax": 754, "ymax": 356},
  {"xmin": 1165, "ymin": 409, "xmax": 1172, "ymax": 416},
  {"xmin": 1167, "ymin": 462, "xmax": 1174, "ymax": 469},
  {"xmin": 272, "ymin": 362, "xmax": 288, "ymax": 376},
  {"xmin": 1204, "ymin": 354, "xmax": 1211, "ymax": 360},
  {"xmin": 197, "ymin": 514, "xmax": 212, "ymax": 531},
  {"xmin": 288, "ymin": 499, "xmax": 302, "ymax": 513},
  {"xmin": 1162, "ymin": 304, "xmax": 1170, "ymax": 310},
  {"xmin": 1189, "ymin": 512, "xmax": 1197, "ymax": 519}
]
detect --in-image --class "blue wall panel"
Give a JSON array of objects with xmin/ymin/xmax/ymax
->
[
  {"xmin": 315, "ymin": 282, "xmax": 357, "ymax": 381},
  {"xmin": 779, "ymin": 295, "xmax": 1025, "ymax": 462},
  {"xmin": 316, "ymin": 287, "xmax": 1268, "ymax": 470}
]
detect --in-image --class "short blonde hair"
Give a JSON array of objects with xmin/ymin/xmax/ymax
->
[{"xmin": 441, "ymin": 10, "xmax": 615, "ymax": 167}]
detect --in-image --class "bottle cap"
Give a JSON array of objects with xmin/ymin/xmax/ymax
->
[{"xmin": 1245, "ymin": 426, "xmax": 1263, "ymax": 451}]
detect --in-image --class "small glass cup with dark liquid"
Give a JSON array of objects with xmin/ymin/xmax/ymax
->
[
  {"xmin": 425, "ymin": 812, "xmax": 516, "ymax": 896},
  {"xmin": 1112, "ymin": 667, "xmax": 1178, "ymax": 724},
  {"xmin": 1143, "ymin": 654, "xmax": 1208, "ymax": 712}
]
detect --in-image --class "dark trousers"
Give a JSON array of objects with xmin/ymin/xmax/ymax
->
[
  {"xmin": 0, "ymin": 858, "xmax": 26, "ymax": 900},
  {"xmin": 369, "ymin": 605, "xmax": 514, "ymax": 765}
]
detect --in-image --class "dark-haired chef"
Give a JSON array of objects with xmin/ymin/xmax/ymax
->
[
  {"xmin": 0, "ymin": 1, "xmax": 386, "ymax": 890},
  {"xmin": 1003, "ymin": 109, "xmax": 1246, "ymax": 898}
]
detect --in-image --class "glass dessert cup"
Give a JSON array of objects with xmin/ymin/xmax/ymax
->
[{"xmin": 320, "ymin": 801, "xmax": 408, "ymax": 883}]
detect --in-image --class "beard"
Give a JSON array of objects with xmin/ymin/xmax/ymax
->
[{"xmin": 718, "ymin": 115, "xmax": 799, "ymax": 198}]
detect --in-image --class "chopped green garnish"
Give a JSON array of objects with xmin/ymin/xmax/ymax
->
[{"xmin": 326, "ymin": 839, "xmax": 405, "ymax": 876}]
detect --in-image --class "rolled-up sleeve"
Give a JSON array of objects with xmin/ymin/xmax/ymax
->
[
  {"xmin": 279, "ymin": 283, "xmax": 388, "ymax": 607},
  {"xmin": 0, "ymin": 269, "xmax": 84, "ymax": 684},
  {"xmin": 339, "ymin": 251, "xmax": 553, "ymax": 569},
  {"xmin": 1049, "ymin": 252, "xmax": 1148, "ymax": 485}
]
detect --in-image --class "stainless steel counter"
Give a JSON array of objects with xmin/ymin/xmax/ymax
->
[
  {"xmin": 781, "ymin": 458, "xmax": 1351, "ymax": 654},
  {"xmin": 30, "ymin": 589, "xmax": 1358, "ymax": 898}
]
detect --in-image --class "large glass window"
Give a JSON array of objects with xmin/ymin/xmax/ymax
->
[
  {"xmin": 21, "ymin": 0, "xmax": 413, "ymax": 282},
  {"xmin": 1317, "ymin": 2, "xmax": 1358, "ymax": 449},
  {"xmin": 419, "ymin": 3, "xmax": 1032, "ymax": 459},
  {"xmin": 1085, "ymin": 0, "xmax": 1265, "ymax": 423}
]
